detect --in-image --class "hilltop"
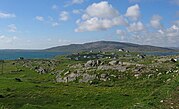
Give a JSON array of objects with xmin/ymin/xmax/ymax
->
[{"xmin": 45, "ymin": 41, "xmax": 175, "ymax": 52}]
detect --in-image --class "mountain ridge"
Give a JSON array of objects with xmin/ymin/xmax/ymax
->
[{"xmin": 45, "ymin": 41, "xmax": 175, "ymax": 52}]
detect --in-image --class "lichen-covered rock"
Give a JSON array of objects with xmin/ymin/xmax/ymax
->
[
  {"xmin": 85, "ymin": 60, "xmax": 101, "ymax": 67},
  {"xmin": 79, "ymin": 73, "xmax": 96, "ymax": 83},
  {"xmin": 109, "ymin": 60, "xmax": 119, "ymax": 66},
  {"xmin": 35, "ymin": 67, "xmax": 47, "ymax": 74}
]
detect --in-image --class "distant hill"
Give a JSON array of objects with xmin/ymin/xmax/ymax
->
[{"xmin": 45, "ymin": 41, "xmax": 175, "ymax": 52}]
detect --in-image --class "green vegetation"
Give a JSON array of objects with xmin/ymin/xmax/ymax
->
[{"xmin": 0, "ymin": 51, "xmax": 179, "ymax": 109}]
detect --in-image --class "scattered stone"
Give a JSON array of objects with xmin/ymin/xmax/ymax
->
[
  {"xmin": 160, "ymin": 100, "xmax": 164, "ymax": 103},
  {"xmin": 0, "ymin": 95, "xmax": 5, "ymax": 98},
  {"xmin": 35, "ymin": 67, "xmax": 47, "ymax": 74},
  {"xmin": 15, "ymin": 78, "xmax": 22, "ymax": 82},
  {"xmin": 79, "ymin": 73, "xmax": 96, "ymax": 83},
  {"xmin": 109, "ymin": 60, "xmax": 119, "ymax": 66},
  {"xmin": 134, "ymin": 73, "xmax": 140, "ymax": 79},
  {"xmin": 85, "ymin": 60, "xmax": 101, "ymax": 67},
  {"xmin": 157, "ymin": 73, "xmax": 162, "ymax": 76},
  {"xmin": 171, "ymin": 58, "xmax": 177, "ymax": 62}
]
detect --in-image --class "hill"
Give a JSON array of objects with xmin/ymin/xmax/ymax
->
[{"xmin": 45, "ymin": 41, "xmax": 175, "ymax": 52}]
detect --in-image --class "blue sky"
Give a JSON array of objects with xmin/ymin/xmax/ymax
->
[{"xmin": 0, "ymin": 0, "xmax": 179, "ymax": 49}]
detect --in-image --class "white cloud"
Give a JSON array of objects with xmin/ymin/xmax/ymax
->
[
  {"xmin": 52, "ymin": 4, "xmax": 58, "ymax": 10},
  {"xmin": 150, "ymin": 15, "xmax": 163, "ymax": 29},
  {"xmin": 52, "ymin": 22, "xmax": 59, "ymax": 27},
  {"xmin": 72, "ymin": 0, "xmax": 84, "ymax": 4},
  {"xmin": 8, "ymin": 24, "xmax": 17, "ymax": 32},
  {"xmin": 125, "ymin": 4, "xmax": 140, "ymax": 21},
  {"xmin": 59, "ymin": 11, "xmax": 69, "ymax": 21},
  {"xmin": 173, "ymin": 20, "xmax": 179, "ymax": 26},
  {"xmin": 116, "ymin": 24, "xmax": 179, "ymax": 47},
  {"xmin": 72, "ymin": 9, "xmax": 83, "ymax": 14},
  {"xmin": 85, "ymin": 1, "xmax": 119, "ymax": 18},
  {"xmin": 129, "ymin": 0, "xmax": 141, "ymax": 2},
  {"xmin": 0, "ymin": 35, "xmax": 17, "ymax": 43},
  {"xmin": 116, "ymin": 29, "xmax": 126, "ymax": 40},
  {"xmin": 127, "ymin": 21, "xmax": 145, "ymax": 32},
  {"xmin": 116, "ymin": 29, "xmax": 126, "ymax": 36},
  {"xmin": 58, "ymin": 39, "xmax": 71, "ymax": 43},
  {"xmin": 0, "ymin": 12, "xmax": 16, "ymax": 19},
  {"xmin": 75, "ymin": 1, "xmax": 128, "ymax": 32},
  {"xmin": 35, "ymin": 16, "xmax": 44, "ymax": 21}
]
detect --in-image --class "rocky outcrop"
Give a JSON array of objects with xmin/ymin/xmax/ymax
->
[
  {"xmin": 108, "ymin": 60, "xmax": 119, "ymax": 66},
  {"xmin": 97, "ymin": 65, "xmax": 126, "ymax": 72},
  {"xmin": 56, "ymin": 72, "xmax": 96, "ymax": 83},
  {"xmin": 85, "ymin": 60, "xmax": 101, "ymax": 67},
  {"xmin": 35, "ymin": 67, "xmax": 48, "ymax": 74}
]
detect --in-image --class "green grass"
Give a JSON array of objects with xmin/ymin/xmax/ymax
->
[{"xmin": 0, "ymin": 53, "xmax": 179, "ymax": 109}]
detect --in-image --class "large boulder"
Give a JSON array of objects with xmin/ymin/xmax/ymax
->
[
  {"xmin": 35, "ymin": 67, "xmax": 47, "ymax": 74},
  {"xmin": 109, "ymin": 60, "xmax": 119, "ymax": 66},
  {"xmin": 85, "ymin": 60, "xmax": 101, "ymax": 67},
  {"xmin": 79, "ymin": 73, "xmax": 96, "ymax": 83}
]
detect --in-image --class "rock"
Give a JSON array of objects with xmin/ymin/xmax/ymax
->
[
  {"xmin": 110, "ymin": 74, "xmax": 117, "ymax": 78},
  {"xmin": 64, "ymin": 71, "xmax": 70, "ymax": 76},
  {"xmin": 56, "ymin": 74, "xmax": 66, "ymax": 82},
  {"xmin": 109, "ymin": 60, "xmax": 119, "ymax": 66},
  {"xmin": 100, "ymin": 74, "xmax": 108, "ymax": 81},
  {"xmin": 171, "ymin": 58, "xmax": 177, "ymax": 62},
  {"xmin": 15, "ymin": 78, "xmax": 22, "ymax": 82},
  {"xmin": 85, "ymin": 60, "xmax": 101, "ymax": 67},
  {"xmin": 79, "ymin": 73, "xmax": 96, "ymax": 83},
  {"xmin": 157, "ymin": 73, "xmax": 162, "ymax": 76},
  {"xmin": 148, "ymin": 74, "xmax": 154, "ymax": 78},
  {"xmin": 0, "ymin": 95, "xmax": 4, "ymax": 98},
  {"xmin": 35, "ymin": 67, "xmax": 47, "ymax": 74},
  {"xmin": 66, "ymin": 73, "xmax": 80, "ymax": 82},
  {"xmin": 134, "ymin": 73, "xmax": 140, "ymax": 79},
  {"xmin": 98, "ymin": 65, "xmax": 126, "ymax": 72}
]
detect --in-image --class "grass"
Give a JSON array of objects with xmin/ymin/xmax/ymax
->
[{"xmin": 0, "ymin": 52, "xmax": 179, "ymax": 109}]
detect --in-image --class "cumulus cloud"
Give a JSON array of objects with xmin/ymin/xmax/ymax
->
[
  {"xmin": 75, "ymin": 1, "xmax": 128, "ymax": 32},
  {"xmin": 0, "ymin": 12, "xmax": 16, "ymax": 19},
  {"xmin": 85, "ymin": 1, "xmax": 119, "ymax": 18},
  {"xmin": 150, "ymin": 15, "xmax": 163, "ymax": 29},
  {"xmin": 59, "ymin": 11, "xmax": 69, "ymax": 21},
  {"xmin": 116, "ymin": 23, "xmax": 179, "ymax": 47},
  {"xmin": 125, "ymin": 4, "xmax": 140, "ymax": 21},
  {"xmin": 127, "ymin": 21, "xmax": 145, "ymax": 32},
  {"xmin": 8, "ymin": 24, "xmax": 17, "ymax": 32},
  {"xmin": 35, "ymin": 16, "xmax": 44, "ymax": 21}
]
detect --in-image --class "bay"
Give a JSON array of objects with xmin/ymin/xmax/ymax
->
[{"xmin": 0, "ymin": 50, "xmax": 69, "ymax": 60}]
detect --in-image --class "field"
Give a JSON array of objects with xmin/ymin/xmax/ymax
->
[{"xmin": 0, "ymin": 51, "xmax": 179, "ymax": 109}]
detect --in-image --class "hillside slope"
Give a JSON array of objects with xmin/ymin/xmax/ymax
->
[{"xmin": 45, "ymin": 41, "xmax": 174, "ymax": 52}]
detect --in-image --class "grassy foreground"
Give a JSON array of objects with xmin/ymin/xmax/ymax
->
[{"xmin": 0, "ymin": 52, "xmax": 179, "ymax": 109}]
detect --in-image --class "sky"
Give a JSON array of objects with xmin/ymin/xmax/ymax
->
[{"xmin": 0, "ymin": 0, "xmax": 179, "ymax": 49}]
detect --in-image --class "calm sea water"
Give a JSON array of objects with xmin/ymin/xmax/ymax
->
[{"xmin": 0, "ymin": 51, "xmax": 69, "ymax": 60}]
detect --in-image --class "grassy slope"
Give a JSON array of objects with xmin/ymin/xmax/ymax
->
[{"xmin": 0, "ymin": 54, "xmax": 179, "ymax": 109}]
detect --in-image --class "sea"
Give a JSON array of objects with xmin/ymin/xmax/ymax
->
[
  {"xmin": 0, "ymin": 51, "xmax": 69, "ymax": 60},
  {"xmin": 0, "ymin": 50, "xmax": 179, "ymax": 60}
]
